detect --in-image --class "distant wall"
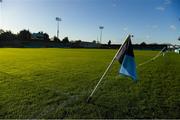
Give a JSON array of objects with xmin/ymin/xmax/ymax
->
[
  {"xmin": 100, "ymin": 44, "xmax": 168, "ymax": 50},
  {"xmin": 0, "ymin": 39, "xmax": 170, "ymax": 50}
]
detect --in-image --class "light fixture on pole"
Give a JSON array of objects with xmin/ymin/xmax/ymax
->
[
  {"xmin": 55, "ymin": 17, "xmax": 61, "ymax": 39},
  {"xmin": 99, "ymin": 26, "xmax": 104, "ymax": 44}
]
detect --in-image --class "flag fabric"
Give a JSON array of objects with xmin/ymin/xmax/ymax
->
[{"xmin": 116, "ymin": 35, "xmax": 137, "ymax": 80}]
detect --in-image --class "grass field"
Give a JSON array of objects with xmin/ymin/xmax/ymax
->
[{"xmin": 0, "ymin": 48, "xmax": 179, "ymax": 119}]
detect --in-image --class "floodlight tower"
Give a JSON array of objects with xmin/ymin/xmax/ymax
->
[
  {"xmin": 0, "ymin": 0, "xmax": 2, "ymax": 29},
  {"xmin": 99, "ymin": 26, "xmax": 104, "ymax": 44},
  {"xmin": 55, "ymin": 17, "xmax": 61, "ymax": 39}
]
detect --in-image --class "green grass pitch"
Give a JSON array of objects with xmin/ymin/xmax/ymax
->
[{"xmin": 0, "ymin": 48, "xmax": 179, "ymax": 118}]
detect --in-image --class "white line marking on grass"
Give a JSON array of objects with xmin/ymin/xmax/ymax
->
[{"xmin": 36, "ymin": 93, "xmax": 84, "ymax": 118}]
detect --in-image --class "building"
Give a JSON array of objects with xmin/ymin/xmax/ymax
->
[{"xmin": 31, "ymin": 32, "xmax": 45, "ymax": 40}]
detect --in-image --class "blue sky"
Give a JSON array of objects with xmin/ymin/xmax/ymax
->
[{"xmin": 0, "ymin": 0, "xmax": 179, "ymax": 44}]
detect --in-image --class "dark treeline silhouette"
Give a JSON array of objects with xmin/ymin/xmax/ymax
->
[
  {"xmin": 0, "ymin": 29, "xmax": 65, "ymax": 48},
  {"xmin": 0, "ymin": 29, "xmax": 171, "ymax": 50},
  {"xmin": 0, "ymin": 29, "xmax": 99, "ymax": 48}
]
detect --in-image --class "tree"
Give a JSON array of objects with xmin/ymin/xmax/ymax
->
[
  {"xmin": 108, "ymin": 40, "xmax": 111, "ymax": 46},
  {"xmin": 0, "ymin": 31, "xmax": 20, "ymax": 47},
  {"xmin": 178, "ymin": 37, "xmax": 180, "ymax": 41},
  {"xmin": 53, "ymin": 36, "xmax": 60, "ymax": 42},
  {"xmin": 17, "ymin": 29, "xmax": 31, "ymax": 41},
  {"xmin": 43, "ymin": 33, "xmax": 50, "ymax": 41},
  {"xmin": 0, "ymin": 29, "xmax": 4, "ymax": 34},
  {"xmin": 107, "ymin": 40, "xmax": 111, "ymax": 48},
  {"xmin": 140, "ymin": 42, "xmax": 146, "ymax": 46},
  {"xmin": 92, "ymin": 40, "xmax": 96, "ymax": 44},
  {"xmin": 0, "ymin": 31, "xmax": 17, "ymax": 41},
  {"xmin": 62, "ymin": 37, "xmax": 69, "ymax": 44}
]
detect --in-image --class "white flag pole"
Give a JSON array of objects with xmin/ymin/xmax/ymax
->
[{"xmin": 87, "ymin": 34, "xmax": 131, "ymax": 102}]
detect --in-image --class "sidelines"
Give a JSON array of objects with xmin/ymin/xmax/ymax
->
[{"xmin": 137, "ymin": 47, "xmax": 166, "ymax": 68}]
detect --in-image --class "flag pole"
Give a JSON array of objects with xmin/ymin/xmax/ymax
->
[{"xmin": 87, "ymin": 34, "xmax": 131, "ymax": 103}]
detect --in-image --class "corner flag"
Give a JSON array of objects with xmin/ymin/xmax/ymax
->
[
  {"xmin": 87, "ymin": 35, "xmax": 137, "ymax": 102},
  {"xmin": 116, "ymin": 35, "xmax": 137, "ymax": 80}
]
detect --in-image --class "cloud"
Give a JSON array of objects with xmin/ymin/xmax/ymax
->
[
  {"xmin": 164, "ymin": 0, "xmax": 171, "ymax": 5},
  {"xmin": 112, "ymin": 0, "xmax": 121, "ymax": 7},
  {"xmin": 156, "ymin": 0, "xmax": 172, "ymax": 11},
  {"xmin": 112, "ymin": 3, "xmax": 117, "ymax": 7},
  {"xmin": 156, "ymin": 6, "xmax": 165, "ymax": 11},
  {"xmin": 123, "ymin": 27, "xmax": 128, "ymax": 31},
  {"xmin": 146, "ymin": 25, "xmax": 159, "ymax": 29},
  {"xmin": 170, "ymin": 25, "xmax": 176, "ymax": 30},
  {"xmin": 152, "ymin": 25, "xmax": 159, "ymax": 29}
]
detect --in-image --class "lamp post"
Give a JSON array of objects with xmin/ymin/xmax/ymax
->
[
  {"xmin": 55, "ymin": 17, "xmax": 61, "ymax": 39},
  {"xmin": 99, "ymin": 26, "xmax": 104, "ymax": 44}
]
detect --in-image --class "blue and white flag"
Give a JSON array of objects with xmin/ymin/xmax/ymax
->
[{"xmin": 116, "ymin": 35, "xmax": 137, "ymax": 80}]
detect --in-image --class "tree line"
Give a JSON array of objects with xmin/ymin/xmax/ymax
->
[
  {"xmin": 0, "ymin": 29, "xmax": 70, "ymax": 44},
  {"xmin": 0, "ymin": 29, "xmax": 175, "ymax": 49}
]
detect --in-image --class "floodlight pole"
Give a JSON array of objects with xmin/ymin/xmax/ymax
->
[
  {"xmin": 56, "ymin": 17, "xmax": 61, "ymax": 39},
  {"xmin": 57, "ymin": 20, "xmax": 59, "ymax": 38},
  {"xmin": 99, "ymin": 26, "xmax": 104, "ymax": 44},
  {"xmin": 0, "ymin": 0, "xmax": 2, "ymax": 29},
  {"xmin": 87, "ymin": 34, "xmax": 131, "ymax": 103}
]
